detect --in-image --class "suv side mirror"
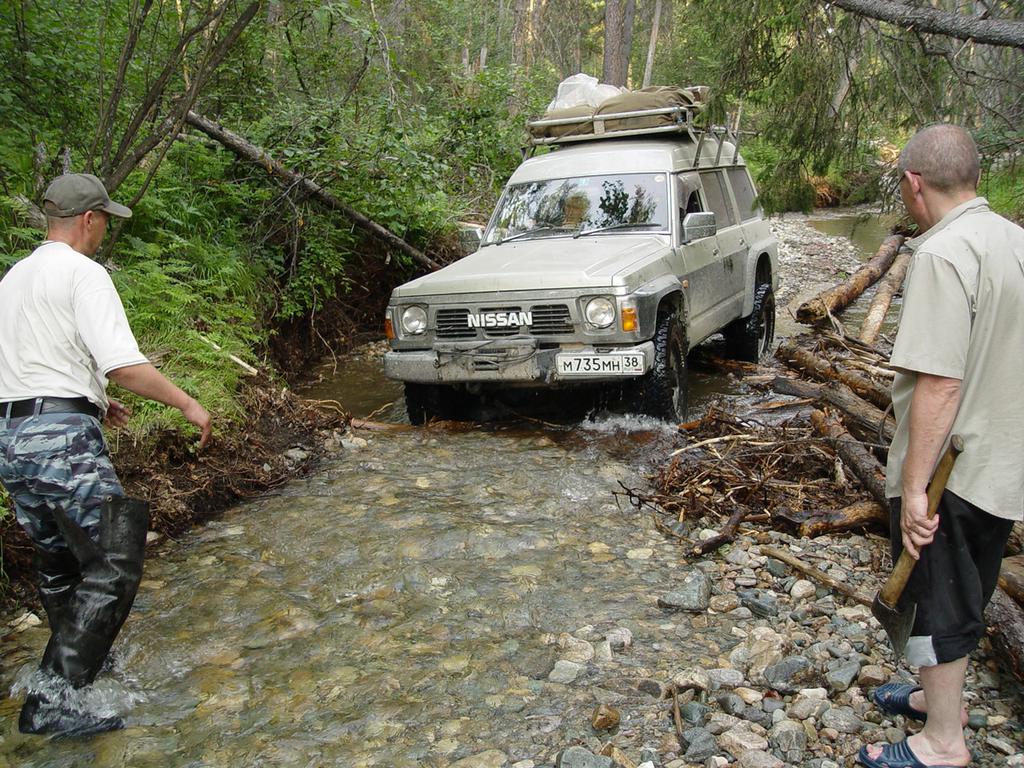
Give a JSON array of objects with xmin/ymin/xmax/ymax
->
[{"xmin": 682, "ymin": 212, "xmax": 716, "ymax": 243}]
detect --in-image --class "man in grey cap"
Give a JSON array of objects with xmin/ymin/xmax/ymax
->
[{"xmin": 0, "ymin": 173, "xmax": 212, "ymax": 737}]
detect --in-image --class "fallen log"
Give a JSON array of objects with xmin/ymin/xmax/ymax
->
[
  {"xmin": 810, "ymin": 409, "xmax": 888, "ymax": 505},
  {"xmin": 185, "ymin": 111, "xmax": 442, "ymax": 272},
  {"xmin": 985, "ymin": 587, "xmax": 1024, "ymax": 684},
  {"xmin": 796, "ymin": 235, "xmax": 904, "ymax": 325},
  {"xmin": 777, "ymin": 340, "xmax": 892, "ymax": 411},
  {"xmin": 694, "ymin": 506, "xmax": 747, "ymax": 556},
  {"xmin": 859, "ymin": 247, "xmax": 912, "ymax": 345},
  {"xmin": 999, "ymin": 554, "xmax": 1024, "ymax": 606},
  {"xmin": 774, "ymin": 500, "xmax": 889, "ymax": 538},
  {"xmin": 759, "ymin": 545, "xmax": 873, "ymax": 606},
  {"xmin": 771, "ymin": 376, "xmax": 895, "ymax": 445}
]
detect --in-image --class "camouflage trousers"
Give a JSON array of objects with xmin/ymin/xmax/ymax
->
[{"xmin": 0, "ymin": 413, "xmax": 123, "ymax": 552}]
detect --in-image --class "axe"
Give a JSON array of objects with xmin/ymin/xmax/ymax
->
[{"xmin": 872, "ymin": 434, "xmax": 964, "ymax": 659}]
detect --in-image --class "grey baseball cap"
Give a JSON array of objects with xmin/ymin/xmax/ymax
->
[{"xmin": 42, "ymin": 173, "xmax": 133, "ymax": 219}]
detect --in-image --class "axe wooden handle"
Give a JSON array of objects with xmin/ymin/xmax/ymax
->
[{"xmin": 878, "ymin": 434, "xmax": 964, "ymax": 608}]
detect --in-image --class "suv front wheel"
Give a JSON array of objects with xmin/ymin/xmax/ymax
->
[
  {"xmin": 725, "ymin": 282, "xmax": 775, "ymax": 363},
  {"xmin": 632, "ymin": 311, "xmax": 688, "ymax": 422}
]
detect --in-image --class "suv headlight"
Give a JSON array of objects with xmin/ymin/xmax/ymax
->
[
  {"xmin": 585, "ymin": 297, "xmax": 616, "ymax": 328},
  {"xmin": 400, "ymin": 305, "xmax": 428, "ymax": 335}
]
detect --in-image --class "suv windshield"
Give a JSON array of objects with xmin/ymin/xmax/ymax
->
[{"xmin": 484, "ymin": 172, "xmax": 670, "ymax": 245}]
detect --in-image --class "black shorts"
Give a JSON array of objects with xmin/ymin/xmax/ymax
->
[{"xmin": 889, "ymin": 491, "xmax": 1014, "ymax": 666}]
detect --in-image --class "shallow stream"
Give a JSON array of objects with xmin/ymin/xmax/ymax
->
[{"xmin": 0, "ymin": 212, "xmax": 893, "ymax": 767}]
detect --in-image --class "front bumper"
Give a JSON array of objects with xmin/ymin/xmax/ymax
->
[{"xmin": 384, "ymin": 339, "xmax": 656, "ymax": 385}]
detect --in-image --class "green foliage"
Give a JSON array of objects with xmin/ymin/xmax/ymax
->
[{"xmin": 981, "ymin": 164, "xmax": 1024, "ymax": 223}]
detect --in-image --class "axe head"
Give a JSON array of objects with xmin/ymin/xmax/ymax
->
[{"xmin": 871, "ymin": 593, "xmax": 916, "ymax": 660}]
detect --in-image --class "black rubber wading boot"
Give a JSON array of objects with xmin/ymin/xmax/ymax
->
[
  {"xmin": 33, "ymin": 546, "xmax": 80, "ymax": 633},
  {"xmin": 19, "ymin": 497, "xmax": 150, "ymax": 738}
]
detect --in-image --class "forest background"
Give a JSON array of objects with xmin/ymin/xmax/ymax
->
[{"xmin": 0, "ymin": 0, "xmax": 1022, "ymax": 580}]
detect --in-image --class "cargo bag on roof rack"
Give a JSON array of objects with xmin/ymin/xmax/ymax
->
[
  {"xmin": 527, "ymin": 85, "xmax": 708, "ymax": 140},
  {"xmin": 595, "ymin": 86, "xmax": 707, "ymax": 131}
]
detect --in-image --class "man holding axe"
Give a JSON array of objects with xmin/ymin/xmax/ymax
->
[{"xmin": 859, "ymin": 125, "xmax": 1024, "ymax": 768}]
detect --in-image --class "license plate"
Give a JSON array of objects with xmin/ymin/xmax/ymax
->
[{"xmin": 556, "ymin": 353, "xmax": 645, "ymax": 377}]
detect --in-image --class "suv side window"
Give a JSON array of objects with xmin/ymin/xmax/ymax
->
[
  {"xmin": 726, "ymin": 167, "xmax": 759, "ymax": 222},
  {"xmin": 698, "ymin": 170, "xmax": 736, "ymax": 228},
  {"xmin": 675, "ymin": 173, "xmax": 703, "ymax": 231}
]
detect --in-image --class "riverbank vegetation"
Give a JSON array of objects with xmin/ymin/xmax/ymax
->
[{"xmin": 1, "ymin": 1, "xmax": 1022, "ymax": 596}]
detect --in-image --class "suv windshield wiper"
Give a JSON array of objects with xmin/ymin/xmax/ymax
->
[
  {"xmin": 493, "ymin": 225, "xmax": 572, "ymax": 245},
  {"xmin": 573, "ymin": 222, "xmax": 662, "ymax": 238}
]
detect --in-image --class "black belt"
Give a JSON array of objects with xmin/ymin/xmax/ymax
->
[{"xmin": 2, "ymin": 397, "xmax": 101, "ymax": 420}]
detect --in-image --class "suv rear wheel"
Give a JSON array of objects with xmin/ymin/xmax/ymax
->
[
  {"xmin": 633, "ymin": 311, "xmax": 688, "ymax": 422},
  {"xmin": 725, "ymin": 282, "xmax": 775, "ymax": 363}
]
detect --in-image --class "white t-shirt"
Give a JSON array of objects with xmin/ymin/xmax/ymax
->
[{"xmin": 0, "ymin": 241, "xmax": 149, "ymax": 412}]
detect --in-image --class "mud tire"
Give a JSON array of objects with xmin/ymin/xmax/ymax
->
[
  {"xmin": 725, "ymin": 282, "xmax": 776, "ymax": 363},
  {"xmin": 633, "ymin": 312, "xmax": 688, "ymax": 422}
]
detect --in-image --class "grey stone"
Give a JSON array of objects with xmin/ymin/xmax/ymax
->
[
  {"xmin": 716, "ymin": 692, "xmax": 746, "ymax": 716},
  {"xmin": 707, "ymin": 668, "xmax": 745, "ymax": 690},
  {"xmin": 736, "ymin": 752, "xmax": 784, "ymax": 768},
  {"xmin": 765, "ymin": 558, "xmax": 788, "ymax": 578},
  {"xmin": 606, "ymin": 627, "xmax": 633, "ymax": 649},
  {"xmin": 738, "ymin": 589, "xmax": 779, "ymax": 618},
  {"xmin": 680, "ymin": 701, "xmax": 711, "ymax": 725},
  {"xmin": 762, "ymin": 698, "xmax": 786, "ymax": 715},
  {"xmin": 763, "ymin": 656, "xmax": 812, "ymax": 694},
  {"xmin": 548, "ymin": 660, "xmax": 583, "ymax": 684},
  {"xmin": 820, "ymin": 706, "xmax": 863, "ymax": 734},
  {"xmin": 658, "ymin": 571, "xmax": 711, "ymax": 612},
  {"xmin": 769, "ymin": 719, "xmax": 807, "ymax": 763},
  {"xmin": 743, "ymin": 706, "xmax": 772, "ymax": 728},
  {"xmin": 825, "ymin": 660, "xmax": 861, "ymax": 692},
  {"xmin": 718, "ymin": 727, "xmax": 769, "ymax": 756},
  {"xmin": 637, "ymin": 678, "xmax": 665, "ymax": 698},
  {"xmin": 683, "ymin": 728, "xmax": 718, "ymax": 762},
  {"xmin": 967, "ymin": 712, "xmax": 987, "ymax": 730},
  {"xmin": 789, "ymin": 696, "xmax": 831, "ymax": 721},
  {"xmin": 556, "ymin": 746, "xmax": 613, "ymax": 768},
  {"xmin": 283, "ymin": 447, "xmax": 310, "ymax": 463}
]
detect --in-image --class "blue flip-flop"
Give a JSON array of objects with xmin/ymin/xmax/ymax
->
[
  {"xmin": 857, "ymin": 739, "xmax": 961, "ymax": 768},
  {"xmin": 873, "ymin": 682, "xmax": 928, "ymax": 721}
]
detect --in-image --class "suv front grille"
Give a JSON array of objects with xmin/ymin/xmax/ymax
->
[
  {"xmin": 436, "ymin": 308, "xmax": 476, "ymax": 339},
  {"xmin": 434, "ymin": 303, "xmax": 575, "ymax": 340}
]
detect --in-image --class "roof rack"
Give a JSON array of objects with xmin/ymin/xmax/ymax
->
[{"xmin": 526, "ymin": 104, "xmax": 742, "ymax": 168}]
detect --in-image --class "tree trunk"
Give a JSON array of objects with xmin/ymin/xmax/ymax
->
[
  {"xmin": 184, "ymin": 111, "xmax": 441, "ymax": 272},
  {"xmin": 603, "ymin": 0, "xmax": 627, "ymax": 86},
  {"xmin": 771, "ymin": 376, "xmax": 895, "ymax": 445},
  {"xmin": 858, "ymin": 247, "xmax": 912, "ymax": 345},
  {"xmin": 512, "ymin": 0, "xmax": 530, "ymax": 67},
  {"xmin": 621, "ymin": 0, "xmax": 637, "ymax": 84},
  {"xmin": 985, "ymin": 587, "xmax": 1024, "ymax": 683},
  {"xmin": 1000, "ymin": 554, "xmax": 1024, "ymax": 606},
  {"xmin": 830, "ymin": 26, "xmax": 861, "ymax": 117},
  {"xmin": 776, "ymin": 341, "xmax": 892, "ymax": 411},
  {"xmin": 796, "ymin": 235, "xmax": 904, "ymax": 325},
  {"xmin": 642, "ymin": 0, "xmax": 662, "ymax": 87},
  {"xmin": 825, "ymin": 0, "xmax": 1024, "ymax": 50},
  {"xmin": 810, "ymin": 409, "xmax": 889, "ymax": 505},
  {"xmin": 774, "ymin": 500, "xmax": 889, "ymax": 538}
]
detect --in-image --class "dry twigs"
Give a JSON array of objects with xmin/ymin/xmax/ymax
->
[{"xmin": 618, "ymin": 407, "xmax": 877, "ymax": 553}]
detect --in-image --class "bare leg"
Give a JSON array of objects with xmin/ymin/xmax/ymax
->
[
  {"xmin": 907, "ymin": 683, "xmax": 969, "ymax": 727},
  {"xmin": 865, "ymin": 657, "xmax": 972, "ymax": 766}
]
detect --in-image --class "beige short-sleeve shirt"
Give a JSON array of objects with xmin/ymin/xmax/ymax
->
[{"xmin": 885, "ymin": 198, "xmax": 1024, "ymax": 520}]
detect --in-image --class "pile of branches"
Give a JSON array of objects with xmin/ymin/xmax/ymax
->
[{"xmin": 629, "ymin": 406, "xmax": 877, "ymax": 556}]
